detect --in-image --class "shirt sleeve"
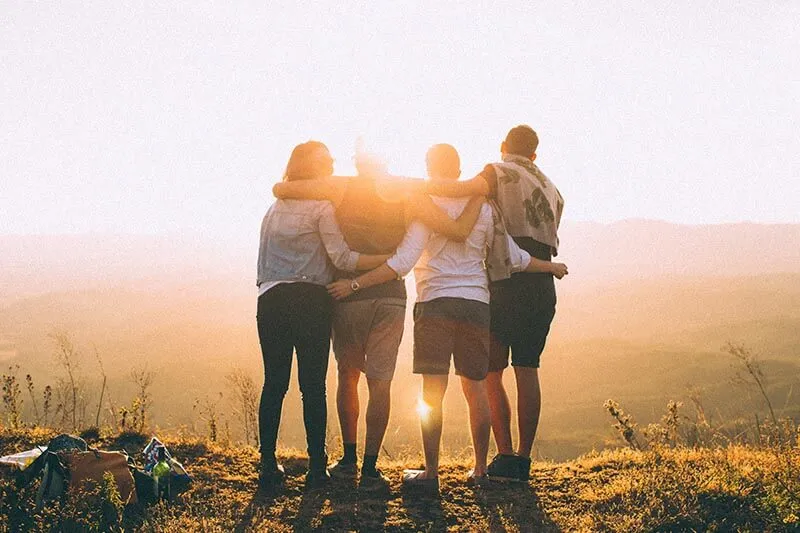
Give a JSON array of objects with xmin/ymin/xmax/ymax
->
[
  {"xmin": 479, "ymin": 164, "xmax": 499, "ymax": 199},
  {"xmin": 318, "ymin": 202, "xmax": 360, "ymax": 271},
  {"xmin": 507, "ymin": 235, "xmax": 532, "ymax": 273},
  {"xmin": 385, "ymin": 221, "xmax": 429, "ymax": 277}
]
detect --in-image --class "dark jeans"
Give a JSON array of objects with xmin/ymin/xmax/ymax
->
[{"xmin": 256, "ymin": 282, "xmax": 332, "ymax": 461}]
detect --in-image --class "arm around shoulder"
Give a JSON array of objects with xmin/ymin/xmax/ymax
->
[
  {"xmin": 273, "ymin": 178, "xmax": 343, "ymax": 204},
  {"xmin": 425, "ymin": 174, "xmax": 490, "ymax": 198},
  {"xmin": 407, "ymin": 193, "xmax": 484, "ymax": 242}
]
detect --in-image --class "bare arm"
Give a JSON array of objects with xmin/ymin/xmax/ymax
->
[
  {"xmin": 355, "ymin": 254, "xmax": 390, "ymax": 271},
  {"xmin": 505, "ymin": 230, "xmax": 569, "ymax": 279},
  {"xmin": 406, "ymin": 193, "xmax": 484, "ymax": 242},
  {"xmin": 525, "ymin": 258, "xmax": 569, "ymax": 279},
  {"xmin": 273, "ymin": 179, "xmax": 346, "ymax": 206},
  {"xmin": 327, "ymin": 263, "xmax": 399, "ymax": 300},
  {"xmin": 327, "ymin": 222, "xmax": 429, "ymax": 299},
  {"xmin": 425, "ymin": 174, "xmax": 490, "ymax": 198}
]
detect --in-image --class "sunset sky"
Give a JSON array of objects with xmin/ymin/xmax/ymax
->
[{"xmin": 2, "ymin": 1, "xmax": 799, "ymax": 238}]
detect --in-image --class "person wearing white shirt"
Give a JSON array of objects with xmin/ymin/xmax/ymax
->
[{"xmin": 327, "ymin": 144, "xmax": 568, "ymax": 489}]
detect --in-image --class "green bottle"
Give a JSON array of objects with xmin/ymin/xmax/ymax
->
[{"xmin": 152, "ymin": 446, "xmax": 171, "ymax": 500}]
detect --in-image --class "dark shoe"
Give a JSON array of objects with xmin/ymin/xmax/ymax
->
[
  {"xmin": 466, "ymin": 469, "xmax": 488, "ymax": 487},
  {"xmin": 517, "ymin": 456, "xmax": 532, "ymax": 482},
  {"xmin": 359, "ymin": 468, "xmax": 390, "ymax": 493},
  {"xmin": 487, "ymin": 454, "xmax": 525, "ymax": 483},
  {"xmin": 305, "ymin": 456, "xmax": 331, "ymax": 489},
  {"xmin": 258, "ymin": 462, "xmax": 285, "ymax": 492},
  {"xmin": 401, "ymin": 469, "xmax": 439, "ymax": 493},
  {"xmin": 329, "ymin": 460, "xmax": 359, "ymax": 480}
]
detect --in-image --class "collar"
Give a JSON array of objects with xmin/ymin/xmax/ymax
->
[{"xmin": 501, "ymin": 154, "xmax": 533, "ymax": 165}]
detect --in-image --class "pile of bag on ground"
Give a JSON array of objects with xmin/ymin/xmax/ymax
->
[{"xmin": 0, "ymin": 434, "xmax": 191, "ymax": 507}]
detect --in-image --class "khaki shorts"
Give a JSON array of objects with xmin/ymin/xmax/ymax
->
[{"xmin": 332, "ymin": 297, "xmax": 406, "ymax": 381}]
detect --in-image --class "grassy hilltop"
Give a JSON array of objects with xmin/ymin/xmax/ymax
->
[{"xmin": 2, "ymin": 428, "xmax": 799, "ymax": 532}]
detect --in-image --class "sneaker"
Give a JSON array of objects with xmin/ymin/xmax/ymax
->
[
  {"xmin": 305, "ymin": 456, "xmax": 331, "ymax": 489},
  {"xmin": 517, "ymin": 456, "xmax": 532, "ymax": 482},
  {"xmin": 401, "ymin": 469, "xmax": 439, "ymax": 492},
  {"xmin": 487, "ymin": 454, "xmax": 526, "ymax": 483},
  {"xmin": 359, "ymin": 468, "xmax": 390, "ymax": 493},
  {"xmin": 466, "ymin": 469, "xmax": 488, "ymax": 487},
  {"xmin": 329, "ymin": 460, "xmax": 359, "ymax": 480},
  {"xmin": 258, "ymin": 463, "xmax": 285, "ymax": 492}
]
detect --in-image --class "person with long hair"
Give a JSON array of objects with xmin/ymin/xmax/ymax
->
[{"xmin": 256, "ymin": 141, "xmax": 389, "ymax": 491}]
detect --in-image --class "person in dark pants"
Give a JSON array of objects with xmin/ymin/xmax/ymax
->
[{"xmin": 256, "ymin": 141, "xmax": 389, "ymax": 491}]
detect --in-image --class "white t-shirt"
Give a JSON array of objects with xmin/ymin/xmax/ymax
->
[
  {"xmin": 257, "ymin": 280, "xmax": 295, "ymax": 297},
  {"xmin": 385, "ymin": 198, "xmax": 531, "ymax": 304}
]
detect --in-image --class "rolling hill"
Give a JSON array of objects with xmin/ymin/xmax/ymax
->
[{"xmin": 0, "ymin": 220, "xmax": 798, "ymax": 460}]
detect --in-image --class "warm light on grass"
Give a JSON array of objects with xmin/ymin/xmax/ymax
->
[{"xmin": 416, "ymin": 398, "xmax": 432, "ymax": 421}]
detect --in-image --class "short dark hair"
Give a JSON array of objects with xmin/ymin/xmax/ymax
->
[
  {"xmin": 426, "ymin": 143, "xmax": 460, "ymax": 179},
  {"xmin": 504, "ymin": 125, "xmax": 539, "ymax": 157}
]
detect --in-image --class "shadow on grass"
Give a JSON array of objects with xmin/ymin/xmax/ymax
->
[
  {"xmin": 232, "ymin": 477, "xmax": 392, "ymax": 532},
  {"xmin": 294, "ymin": 486, "xmax": 333, "ymax": 531},
  {"xmin": 401, "ymin": 483, "xmax": 445, "ymax": 530},
  {"xmin": 477, "ymin": 481, "xmax": 561, "ymax": 533}
]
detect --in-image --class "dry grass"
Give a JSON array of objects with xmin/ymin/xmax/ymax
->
[{"xmin": 2, "ymin": 428, "xmax": 799, "ymax": 532}]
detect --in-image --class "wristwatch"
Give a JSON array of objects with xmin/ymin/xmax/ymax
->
[{"xmin": 350, "ymin": 279, "xmax": 361, "ymax": 292}]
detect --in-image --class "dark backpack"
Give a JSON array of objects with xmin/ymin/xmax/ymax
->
[{"xmin": 19, "ymin": 434, "xmax": 87, "ymax": 489}]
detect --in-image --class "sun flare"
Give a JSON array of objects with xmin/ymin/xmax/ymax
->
[{"xmin": 416, "ymin": 398, "xmax": 432, "ymax": 421}]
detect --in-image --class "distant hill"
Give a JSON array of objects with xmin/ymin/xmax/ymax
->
[
  {"xmin": 0, "ymin": 222, "xmax": 798, "ymax": 460},
  {"xmin": 0, "ymin": 234, "xmax": 252, "ymax": 305},
  {"xmin": 558, "ymin": 220, "xmax": 800, "ymax": 284},
  {"xmin": 2, "ymin": 220, "xmax": 798, "ymax": 302}
]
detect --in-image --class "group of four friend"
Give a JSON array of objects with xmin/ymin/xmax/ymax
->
[{"xmin": 255, "ymin": 125, "xmax": 567, "ymax": 493}]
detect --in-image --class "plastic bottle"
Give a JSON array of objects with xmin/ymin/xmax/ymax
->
[{"xmin": 152, "ymin": 446, "xmax": 171, "ymax": 500}]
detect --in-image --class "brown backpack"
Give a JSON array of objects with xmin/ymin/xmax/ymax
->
[{"xmin": 61, "ymin": 450, "xmax": 138, "ymax": 505}]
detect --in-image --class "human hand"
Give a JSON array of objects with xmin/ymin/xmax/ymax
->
[
  {"xmin": 326, "ymin": 279, "xmax": 354, "ymax": 300},
  {"xmin": 550, "ymin": 263, "xmax": 569, "ymax": 279}
]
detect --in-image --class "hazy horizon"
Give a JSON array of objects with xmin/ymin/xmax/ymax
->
[
  {"xmin": 1, "ymin": 222, "xmax": 798, "ymax": 460},
  {"xmin": 3, "ymin": 217, "xmax": 800, "ymax": 237}
]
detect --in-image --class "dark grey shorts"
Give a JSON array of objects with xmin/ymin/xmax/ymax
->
[{"xmin": 413, "ymin": 297, "xmax": 490, "ymax": 381}]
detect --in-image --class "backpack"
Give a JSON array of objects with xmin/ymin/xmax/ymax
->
[
  {"xmin": 36, "ymin": 449, "xmax": 138, "ymax": 507},
  {"xmin": 21, "ymin": 433, "xmax": 87, "ymax": 488}
]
